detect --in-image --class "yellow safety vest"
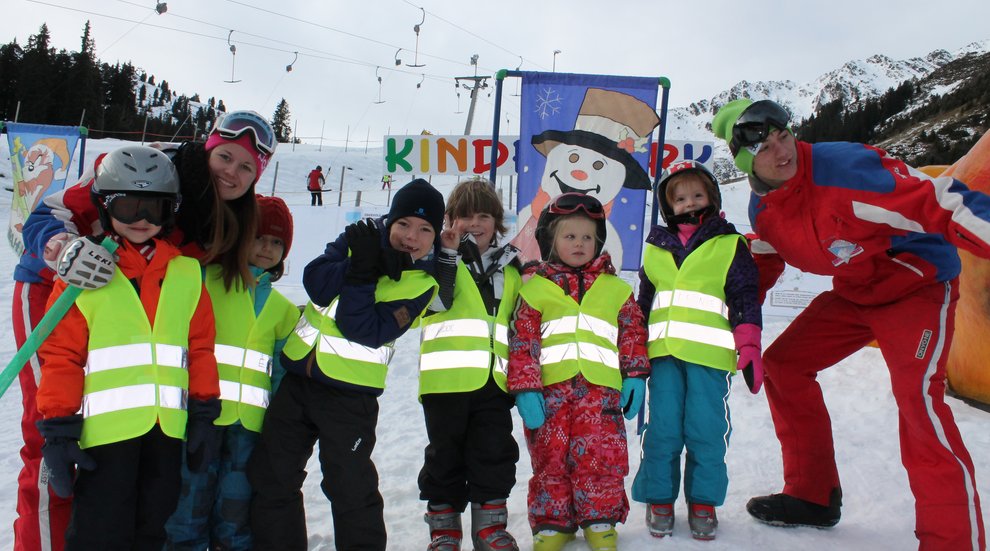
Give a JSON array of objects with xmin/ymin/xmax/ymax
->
[
  {"xmin": 74, "ymin": 256, "xmax": 201, "ymax": 449},
  {"xmin": 643, "ymin": 234, "xmax": 742, "ymax": 371},
  {"xmin": 283, "ymin": 270, "xmax": 437, "ymax": 389},
  {"xmin": 517, "ymin": 274, "xmax": 631, "ymax": 390},
  {"xmin": 418, "ymin": 262, "xmax": 521, "ymax": 396},
  {"xmin": 205, "ymin": 265, "xmax": 301, "ymax": 432}
]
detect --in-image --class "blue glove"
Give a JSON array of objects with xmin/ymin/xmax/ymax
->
[
  {"xmin": 515, "ymin": 391, "xmax": 545, "ymax": 430},
  {"xmin": 36, "ymin": 415, "xmax": 97, "ymax": 498},
  {"xmin": 620, "ymin": 378, "xmax": 646, "ymax": 420}
]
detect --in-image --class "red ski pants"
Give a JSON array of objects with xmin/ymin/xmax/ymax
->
[
  {"xmin": 763, "ymin": 281, "xmax": 984, "ymax": 551},
  {"xmin": 523, "ymin": 375, "xmax": 629, "ymax": 532},
  {"xmin": 12, "ymin": 280, "xmax": 70, "ymax": 551}
]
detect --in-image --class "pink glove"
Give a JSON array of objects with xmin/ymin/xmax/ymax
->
[{"xmin": 733, "ymin": 323, "xmax": 763, "ymax": 394}]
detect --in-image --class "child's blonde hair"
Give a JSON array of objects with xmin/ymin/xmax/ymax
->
[
  {"xmin": 445, "ymin": 177, "xmax": 507, "ymax": 237},
  {"xmin": 545, "ymin": 213, "xmax": 604, "ymax": 263}
]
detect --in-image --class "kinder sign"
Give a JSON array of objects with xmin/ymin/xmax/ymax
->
[{"xmin": 383, "ymin": 135, "xmax": 712, "ymax": 176}]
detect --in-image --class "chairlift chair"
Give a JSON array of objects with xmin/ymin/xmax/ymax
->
[
  {"xmin": 225, "ymin": 30, "xmax": 241, "ymax": 83},
  {"xmin": 374, "ymin": 66, "xmax": 386, "ymax": 104},
  {"xmin": 406, "ymin": 7, "xmax": 426, "ymax": 67}
]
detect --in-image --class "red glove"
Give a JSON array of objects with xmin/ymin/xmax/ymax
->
[{"xmin": 733, "ymin": 323, "xmax": 763, "ymax": 394}]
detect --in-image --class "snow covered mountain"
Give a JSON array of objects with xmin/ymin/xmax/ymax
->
[{"xmin": 667, "ymin": 39, "xmax": 990, "ymax": 178}]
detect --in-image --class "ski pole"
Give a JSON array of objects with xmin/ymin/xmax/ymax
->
[{"xmin": 0, "ymin": 237, "xmax": 119, "ymax": 400}]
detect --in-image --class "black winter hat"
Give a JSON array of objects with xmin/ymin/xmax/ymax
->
[{"xmin": 386, "ymin": 178, "xmax": 445, "ymax": 238}]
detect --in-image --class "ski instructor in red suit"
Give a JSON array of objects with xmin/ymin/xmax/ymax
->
[{"xmin": 711, "ymin": 98, "xmax": 988, "ymax": 551}]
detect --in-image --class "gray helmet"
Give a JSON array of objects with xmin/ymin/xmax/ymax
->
[
  {"xmin": 92, "ymin": 145, "xmax": 181, "ymax": 231},
  {"xmin": 93, "ymin": 145, "xmax": 180, "ymax": 198}
]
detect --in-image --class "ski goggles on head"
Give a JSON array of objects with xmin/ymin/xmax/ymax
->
[
  {"xmin": 211, "ymin": 110, "xmax": 277, "ymax": 155},
  {"xmin": 103, "ymin": 193, "xmax": 177, "ymax": 225},
  {"xmin": 547, "ymin": 192, "xmax": 606, "ymax": 219},
  {"xmin": 730, "ymin": 100, "xmax": 791, "ymax": 151}
]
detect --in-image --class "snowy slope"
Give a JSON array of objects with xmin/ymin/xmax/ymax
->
[{"xmin": 0, "ymin": 139, "xmax": 986, "ymax": 550}]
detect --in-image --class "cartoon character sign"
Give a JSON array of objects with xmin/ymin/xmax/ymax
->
[
  {"xmin": 5, "ymin": 124, "xmax": 82, "ymax": 254},
  {"xmin": 514, "ymin": 76, "xmax": 661, "ymax": 270}
]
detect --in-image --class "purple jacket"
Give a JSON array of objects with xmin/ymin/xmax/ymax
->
[{"xmin": 637, "ymin": 214, "xmax": 761, "ymax": 330}]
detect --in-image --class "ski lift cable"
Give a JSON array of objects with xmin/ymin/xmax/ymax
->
[
  {"xmin": 398, "ymin": 0, "xmax": 532, "ymax": 65},
  {"xmin": 226, "ymin": 0, "xmax": 543, "ymax": 72},
  {"xmin": 98, "ymin": 8, "xmax": 154, "ymax": 55},
  {"xmin": 31, "ymin": 0, "xmax": 533, "ymax": 86}
]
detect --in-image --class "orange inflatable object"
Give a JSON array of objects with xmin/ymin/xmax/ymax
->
[{"xmin": 940, "ymin": 132, "xmax": 990, "ymax": 405}]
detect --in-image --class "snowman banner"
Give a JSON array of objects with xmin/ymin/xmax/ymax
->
[
  {"xmin": 513, "ymin": 72, "xmax": 661, "ymax": 271},
  {"xmin": 3, "ymin": 123, "xmax": 85, "ymax": 254}
]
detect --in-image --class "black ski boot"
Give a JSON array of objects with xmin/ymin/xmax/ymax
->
[{"xmin": 746, "ymin": 487, "xmax": 842, "ymax": 528}]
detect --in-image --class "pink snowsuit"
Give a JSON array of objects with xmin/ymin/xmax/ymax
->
[{"xmin": 508, "ymin": 253, "xmax": 649, "ymax": 532}]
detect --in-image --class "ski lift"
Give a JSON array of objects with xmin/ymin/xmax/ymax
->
[
  {"xmin": 511, "ymin": 56, "xmax": 523, "ymax": 97},
  {"xmin": 394, "ymin": 48, "xmax": 403, "ymax": 66},
  {"xmin": 286, "ymin": 51, "xmax": 298, "ymax": 72},
  {"xmin": 154, "ymin": 1, "xmax": 167, "ymax": 15},
  {"xmin": 225, "ymin": 31, "xmax": 241, "ymax": 83},
  {"xmin": 374, "ymin": 66, "xmax": 386, "ymax": 104},
  {"xmin": 406, "ymin": 7, "xmax": 426, "ymax": 68},
  {"xmin": 416, "ymin": 74, "xmax": 425, "ymax": 89}
]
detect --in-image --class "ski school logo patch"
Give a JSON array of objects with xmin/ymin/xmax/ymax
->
[
  {"xmin": 916, "ymin": 329, "xmax": 933, "ymax": 359},
  {"xmin": 828, "ymin": 239, "xmax": 864, "ymax": 266}
]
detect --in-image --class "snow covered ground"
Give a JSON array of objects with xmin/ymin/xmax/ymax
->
[{"xmin": 0, "ymin": 138, "xmax": 986, "ymax": 550}]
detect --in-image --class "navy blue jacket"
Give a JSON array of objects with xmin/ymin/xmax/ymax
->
[{"xmin": 284, "ymin": 217, "xmax": 435, "ymax": 394}]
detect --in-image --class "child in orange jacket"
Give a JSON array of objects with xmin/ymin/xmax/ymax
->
[{"xmin": 35, "ymin": 145, "xmax": 221, "ymax": 550}]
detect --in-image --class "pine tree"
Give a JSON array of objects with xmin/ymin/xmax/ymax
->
[
  {"xmin": 271, "ymin": 98, "xmax": 291, "ymax": 143},
  {"xmin": 61, "ymin": 21, "xmax": 103, "ymax": 129},
  {"xmin": 17, "ymin": 24, "xmax": 55, "ymax": 122},
  {"xmin": 0, "ymin": 40, "xmax": 23, "ymax": 121}
]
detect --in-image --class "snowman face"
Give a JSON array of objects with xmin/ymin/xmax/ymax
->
[{"xmin": 541, "ymin": 145, "xmax": 627, "ymax": 204}]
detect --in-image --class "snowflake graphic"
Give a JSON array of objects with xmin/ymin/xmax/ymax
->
[{"xmin": 534, "ymin": 86, "xmax": 563, "ymax": 120}]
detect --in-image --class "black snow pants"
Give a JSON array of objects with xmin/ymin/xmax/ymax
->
[
  {"xmin": 66, "ymin": 425, "xmax": 183, "ymax": 550},
  {"xmin": 247, "ymin": 372, "xmax": 385, "ymax": 550},
  {"xmin": 418, "ymin": 375, "xmax": 519, "ymax": 512}
]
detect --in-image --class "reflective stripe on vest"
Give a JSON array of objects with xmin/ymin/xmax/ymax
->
[
  {"xmin": 418, "ymin": 262, "xmax": 521, "ymax": 396},
  {"xmin": 283, "ymin": 270, "xmax": 437, "ymax": 389},
  {"xmin": 517, "ymin": 274, "xmax": 631, "ymax": 390},
  {"xmin": 643, "ymin": 234, "xmax": 742, "ymax": 371},
  {"xmin": 206, "ymin": 266, "xmax": 300, "ymax": 432},
  {"xmin": 74, "ymin": 255, "xmax": 201, "ymax": 449}
]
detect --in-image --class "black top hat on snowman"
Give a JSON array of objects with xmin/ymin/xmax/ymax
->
[{"xmin": 531, "ymin": 87, "xmax": 661, "ymax": 190}]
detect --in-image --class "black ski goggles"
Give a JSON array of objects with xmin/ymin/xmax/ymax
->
[
  {"xmin": 730, "ymin": 100, "xmax": 791, "ymax": 151},
  {"xmin": 211, "ymin": 110, "xmax": 277, "ymax": 155},
  {"xmin": 547, "ymin": 192, "xmax": 606, "ymax": 219},
  {"xmin": 103, "ymin": 193, "xmax": 177, "ymax": 225}
]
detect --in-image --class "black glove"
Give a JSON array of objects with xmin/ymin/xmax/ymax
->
[
  {"xmin": 185, "ymin": 398, "xmax": 222, "ymax": 474},
  {"xmin": 344, "ymin": 219, "xmax": 384, "ymax": 284},
  {"xmin": 379, "ymin": 247, "xmax": 414, "ymax": 281},
  {"xmin": 36, "ymin": 415, "xmax": 96, "ymax": 498}
]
